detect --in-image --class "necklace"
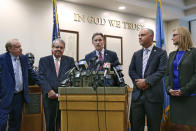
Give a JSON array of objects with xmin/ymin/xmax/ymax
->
[{"xmin": 176, "ymin": 51, "xmax": 185, "ymax": 70}]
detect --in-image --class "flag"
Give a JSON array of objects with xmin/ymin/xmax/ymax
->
[
  {"xmin": 52, "ymin": 0, "xmax": 60, "ymax": 42},
  {"xmin": 156, "ymin": 0, "xmax": 170, "ymax": 122},
  {"xmin": 156, "ymin": 0, "xmax": 165, "ymax": 49}
]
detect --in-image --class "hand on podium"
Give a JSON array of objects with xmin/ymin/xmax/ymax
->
[{"xmin": 48, "ymin": 90, "xmax": 58, "ymax": 99}]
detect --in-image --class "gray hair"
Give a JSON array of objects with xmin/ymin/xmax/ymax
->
[
  {"xmin": 52, "ymin": 38, "xmax": 65, "ymax": 47},
  {"xmin": 5, "ymin": 39, "xmax": 20, "ymax": 52},
  {"xmin": 146, "ymin": 28, "xmax": 154, "ymax": 38},
  {"xmin": 92, "ymin": 32, "xmax": 104, "ymax": 42}
]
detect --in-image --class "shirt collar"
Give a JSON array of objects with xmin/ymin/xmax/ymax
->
[
  {"xmin": 96, "ymin": 48, "xmax": 105, "ymax": 56},
  {"xmin": 53, "ymin": 55, "xmax": 61, "ymax": 61},
  {"xmin": 10, "ymin": 53, "xmax": 19, "ymax": 61},
  {"xmin": 143, "ymin": 44, "xmax": 154, "ymax": 52}
]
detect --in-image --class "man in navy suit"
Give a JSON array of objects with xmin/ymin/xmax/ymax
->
[
  {"xmin": 39, "ymin": 39, "xmax": 74, "ymax": 131},
  {"xmin": 129, "ymin": 28, "xmax": 167, "ymax": 131},
  {"xmin": 0, "ymin": 39, "xmax": 40, "ymax": 131},
  {"xmin": 85, "ymin": 32, "xmax": 121, "ymax": 86},
  {"xmin": 85, "ymin": 32, "xmax": 120, "ymax": 70}
]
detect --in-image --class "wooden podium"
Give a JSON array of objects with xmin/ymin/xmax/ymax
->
[
  {"xmin": 58, "ymin": 87, "xmax": 128, "ymax": 131},
  {"xmin": 21, "ymin": 85, "xmax": 44, "ymax": 131}
]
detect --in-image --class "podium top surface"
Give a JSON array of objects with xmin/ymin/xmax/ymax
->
[{"xmin": 58, "ymin": 87, "xmax": 127, "ymax": 95}]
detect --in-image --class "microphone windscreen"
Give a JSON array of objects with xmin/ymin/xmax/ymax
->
[
  {"xmin": 78, "ymin": 60, "xmax": 88, "ymax": 69},
  {"xmin": 74, "ymin": 62, "xmax": 80, "ymax": 70},
  {"xmin": 96, "ymin": 61, "xmax": 103, "ymax": 66},
  {"xmin": 90, "ymin": 56, "xmax": 98, "ymax": 62},
  {"xmin": 115, "ymin": 65, "xmax": 122, "ymax": 71},
  {"xmin": 103, "ymin": 62, "xmax": 111, "ymax": 69},
  {"xmin": 111, "ymin": 60, "xmax": 121, "ymax": 67}
]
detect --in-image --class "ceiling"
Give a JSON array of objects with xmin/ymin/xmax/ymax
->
[{"xmin": 62, "ymin": 0, "xmax": 196, "ymax": 21}]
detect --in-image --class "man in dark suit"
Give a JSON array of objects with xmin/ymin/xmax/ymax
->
[
  {"xmin": 85, "ymin": 32, "xmax": 120, "ymax": 70},
  {"xmin": 39, "ymin": 39, "xmax": 74, "ymax": 131},
  {"xmin": 0, "ymin": 39, "xmax": 40, "ymax": 131},
  {"xmin": 85, "ymin": 32, "xmax": 121, "ymax": 86},
  {"xmin": 129, "ymin": 28, "xmax": 167, "ymax": 131}
]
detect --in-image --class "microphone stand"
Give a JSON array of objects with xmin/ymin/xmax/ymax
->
[
  {"xmin": 92, "ymin": 61, "xmax": 103, "ymax": 91},
  {"xmin": 102, "ymin": 68, "xmax": 108, "ymax": 131},
  {"xmin": 113, "ymin": 66, "xmax": 126, "ymax": 87},
  {"xmin": 60, "ymin": 67, "xmax": 76, "ymax": 86}
]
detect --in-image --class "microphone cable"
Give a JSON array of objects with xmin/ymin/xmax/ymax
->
[
  {"xmin": 103, "ymin": 78, "xmax": 108, "ymax": 131},
  {"xmin": 96, "ymin": 85, "xmax": 101, "ymax": 131},
  {"xmin": 65, "ymin": 87, "xmax": 69, "ymax": 131}
]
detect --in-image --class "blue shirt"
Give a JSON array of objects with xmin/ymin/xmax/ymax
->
[{"xmin": 173, "ymin": 51, "xmax": 196, "ymax": 96}]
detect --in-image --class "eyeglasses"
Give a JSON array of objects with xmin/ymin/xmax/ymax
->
[
  {"xmin": 173, "ymin": 34, "xmax": 179, "ymax": 37},
  {"xmin": 53, "ymin": 46, "xmax": 64, "ymax": 49}
]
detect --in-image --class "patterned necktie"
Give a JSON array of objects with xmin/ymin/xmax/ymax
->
[
  {"xmin": 55, "ymin": 58, "xmax": 59, "ymax": 76},
  {"xmin": 142, "ymin": 49, "xmax": 149, "ymax": 78},
  {"xmin": 14, "ymin": 57, "xmax": 23, "ymax": 92},
  {"xmin": 99, "ymin": 52, "xmax": 103, "ymax": 70}
]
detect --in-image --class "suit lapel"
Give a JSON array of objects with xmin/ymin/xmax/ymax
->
[
  {"xmin": 49, "ymin": 56, "xmax": 58, "ymax": 78},
  {"xmin": 104, "ymin": 49, "xmax": 108, "ymax": 62},
  {"xmin": 6, "ymin": 53, "xmax": 15, "ymax": 80},
  {"xmin": 92, "ymin": 51, "xmax": 97, "ymax": 60},
  {"xmin": 58, "ymin": 56, "xmax": 67, "ymax": 78},
  {"xmin": 138, "ymin": 49, "xmax": 143, "ymax": 76},
  {"xmin": 19, "ymin": 56, "xmax": 26, "ymax": 81},
  {"xmin": 178, "ymin": 49, "xmax": 191, "ymax": 67},
  {"xmin": 170, "ymin": 51, "xmax": 176, "ymax": 72},
  {"xmin": 145, "ymin": 46, "xmax": 156, "ymax": 73},
  {"xmin": 168, "ymin": 51, "xmax": 177, "ymax": 83}
]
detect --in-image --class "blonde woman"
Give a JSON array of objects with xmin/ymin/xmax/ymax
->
[{"xmin": 165, "ymin": 27, "xmax": 196, "ymax": 131}]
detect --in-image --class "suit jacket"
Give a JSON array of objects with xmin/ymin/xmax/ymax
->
[
  {"xmin": 165, "ymin": 48, "xmax": 196, "ymax": 96},
  {"xmin": 129, "ymin": 46, "xmax": 168, "ymax": 103},
  {"xmin": 39, "ymin": 55, "xmax": 74, "ymax": 95},
  {"xmin": 85, "ymin": 49, "xmax": 120, "ymax": 70},
  {"xmin": 0, "ymin": 52, "xmax": 39, "ymax": 113}
]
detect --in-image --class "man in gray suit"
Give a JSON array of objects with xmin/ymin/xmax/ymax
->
[
  {"xmin": 39, "ymin": 39, "xmax": 75, "ymax": 131},
  {"xmin": 129, "ymin": 28, "xmax": 167, "ymax": 131}
]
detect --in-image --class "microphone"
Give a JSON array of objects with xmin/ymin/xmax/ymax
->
[
  {"xmin": 103, "ymin": 62, "xmax": 111, "ymax": 77},
  {"xmin": 78, "ymin": 60, "xmax": 88, "ymax": 71},
  {"xmin": 115, "ymin": 65, "xmax": 122, "ymax": 71},
  {"xmin": 95, "ymin": 61, "xmax": 103, "ymax": 73},
  {"xmin": 90, "ymin": 56, "xmax": 98, "ymax": 63},
  {"xmin": 61, "ymin": 62, "xmax": 80, "ymax": 86},
  {"xmin": 91, "ymin": 61, "xmax": 103, "ymax": 91},
  {"xmin": 112, "ymin": 64, "xmax": 125, "ymax": 86},
  {"xmin": 66, "ymin": 62, "xmax": 79, "ymax": 75},
  {"xmin": 74, "ymin": 62, "xmax": 80, "ymax": 70},
  {"xmin": 111, "ymin": 60, "xmax": 121, "ymax": 68}
]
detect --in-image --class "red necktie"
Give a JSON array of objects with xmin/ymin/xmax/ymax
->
[{"xmin": 99, "ymin": 52, "xmax": 103, "ymax": 70}]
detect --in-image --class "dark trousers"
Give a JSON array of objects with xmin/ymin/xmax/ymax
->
[
  {"xmin": 0, "ymin": 111, "xmax": 8, "ymax": 131},
  {"xmin": 130, "ymin": 95, "xmax": 163, "ymax": 131},
  {"xmin": 43, "ymin": 95, "xmax": 60, "ymax": 131},
  {"xmin": 0, "ymin": 92, "xmax": 24, "ymax": 131}
]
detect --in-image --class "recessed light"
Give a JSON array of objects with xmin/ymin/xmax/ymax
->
[{"xmin": 118, "ymin": 6, "xmax": 126, "ymax": 10}]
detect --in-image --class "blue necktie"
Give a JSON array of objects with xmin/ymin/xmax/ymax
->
[{"xmin": 14, "ymin": 57, "xmax": 23, "ymax": 92}]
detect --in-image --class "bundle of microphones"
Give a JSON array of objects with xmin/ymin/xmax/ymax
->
[{"xmin": 61, "ymin": 55, "xmax": 126, "ymax": 87}]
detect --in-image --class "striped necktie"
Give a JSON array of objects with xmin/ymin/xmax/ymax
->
[
  {"xmin": 142, "ymin": 49, "xmax": 149, "ymax": 78},
  {"xmin": 14, "ymin": 57, "xmax": 23, "ymax": 92}
]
